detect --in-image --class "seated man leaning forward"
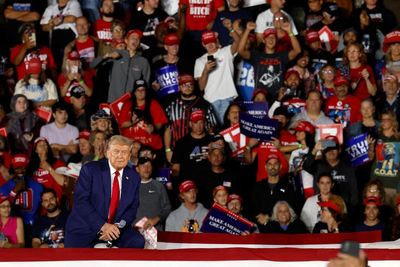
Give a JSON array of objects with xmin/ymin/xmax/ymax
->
[{"xmin": 65, "ymin": 135, "xmax": 144, "ymax": 248}]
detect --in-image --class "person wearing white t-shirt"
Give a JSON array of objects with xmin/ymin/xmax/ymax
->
[
  {"xmin": 40, "ymin": 0, "xmax": 82, "ymax": 68},
  {"xmin": 40, "ymin": 101, "xmax": 79, "ymax": 162},
  {"xmin": 194, "ymin": 21, "xmax": 240, "ymax": 124},
  {"xmin": 255, "ymin": 0, "xmax": 298, "ymax": 44}
]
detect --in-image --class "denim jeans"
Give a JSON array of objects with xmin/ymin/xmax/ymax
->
[{"xmin": 211, "ymin": 96, "xmax": 235, "ymax": 125}]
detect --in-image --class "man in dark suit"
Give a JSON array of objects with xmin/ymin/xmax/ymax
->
[{"xmin": 65, "ymin": 135, "xmax": 145, "ymax": 248}]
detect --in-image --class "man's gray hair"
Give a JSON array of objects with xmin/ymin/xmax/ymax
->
[{"xmin": 107, "ymin": 135, "xmax": 132, "ymax": 150}]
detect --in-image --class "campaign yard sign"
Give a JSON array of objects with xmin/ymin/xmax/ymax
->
[
  {"xmin": 239, "ymin": 112, "xmax": 278, "ymax": 141},
  {"xmin": 156, "ymin": 65, "xmax": 179, "ymax": 97},
  {"xmin": 153, "ymin": 168, "xmax": 171, "ymax": 185},
  {"xmin": 238, "ymin": 101, "xmax": 268, "ymax": 118},
  {"xmin": 220, "ymin": 124, "xmax": 248, "ymax": 157},
  {"xmin": 344, "ymin": 133, "xmax": 370, "ymax": 167},
  {"xmin": 200, "ymin": 203, "xmax": 255, "ymax": 235}
]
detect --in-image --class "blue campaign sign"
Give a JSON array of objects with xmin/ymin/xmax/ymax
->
[
  {"xmin": 153, "ymin": 168, "xmax": 171, "ymax": 185},
  {"xmin": 239, "ymin": 112, "xmax": 278, "ymax": 141},
  {"xmin": 344, "ymin": 133, "xmax": 370, "ymax": 167},
  {"xmin": 200, "ymin": 203, "xmax": 254, "ymax": 235},
  {"xmin": 156, "ymin": 65, "xmax": 179, "ymax": 97},
  {"xmin": 238, "ymin": 101, "xmax": 268, "ymax": 118}
]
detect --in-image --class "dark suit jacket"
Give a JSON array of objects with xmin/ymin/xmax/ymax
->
[{"xmin": 65, "ymin": 158, "xmax": 140, "ymax": 247}]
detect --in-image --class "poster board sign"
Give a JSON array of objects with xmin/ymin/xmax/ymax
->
[{"xmin": 200, "ymin": 203, "xmax": 255, "ymax": 235}]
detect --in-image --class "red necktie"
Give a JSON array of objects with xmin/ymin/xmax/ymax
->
[{"xmin": 108, "ymin": 170, "xmax": 120, "ymax": 223}]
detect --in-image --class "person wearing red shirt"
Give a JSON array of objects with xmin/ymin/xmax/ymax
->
[
  {"xmin": 10, "ymin": 23, "xmax": 56, "ymax": 81},
  {"xmin": 94, "ymin": 0, "xmax": 114, "ymax": 45},
  {"xmin": 119, "ymin": 80, "xmax": 168, "ymax": 152},
  {"xmin": 65, "ymin": 16, "xmax": 97, "ymax": 71},
  {"xmin": 325, "ymin": 76, "xmax": 361, "ymax": 128},
  {"xmin": 339, "ymin": 42, "xmax": 377, "ymax": 100}
]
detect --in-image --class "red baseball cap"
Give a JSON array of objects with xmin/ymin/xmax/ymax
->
[
  {"xmin": 334, "ymin": 75, "xmax": 349, "ymax": 87},
  {"xmin": 126, "ymin": 29, "xmax": 143, "ymax": 39},
  {"xmin": 285, "ymin": 69, "xmax": 300, "ymax": 80},
  {"xmin": 11, "ymin": 154, "xmax": 29, "ymax": 169},
  {"xmin": 305, "ymin": 30, "xmax": 320, "ymax": 44},
  {"xmin": 178, "ymin": 74, "xmax": 194, "ymax": 85},
  {"xmin": 179, "ymin": 180, "xmax": 197, "ymax": 193},
  {"xmin": 318, "ymin": 200, "xmax": 341, "ymax": 214},
  {"xmin": 266, "ymin": 153, "xmax": 280, "ymax": 163},
  {"xmin": 263, "ymin": 28, "xmax": 277, "ymax": 39},
  {"xmin": 79, "ymin": 130, "xmax": 91, "ymax": 140},
  {"xmin": 383, "ymin": 30, "xmax": 400, "ymax": 53},
  {"xmin": 363, "ymin": 196, "xmax": 382, "ymax": 206},
  {"xmin": 212, "ymin": 185, "xmax": 227, "ymax": 197},
  {"xmin": 164, "ymin": 33, "xmax": 180, "ymax": 46},
  {"xmin": 292, "ymin": 120, "xmax": 315, "ymax": 135},
  {"xmin": 67, "ymin": 50, "xmax": 80, "ymax": 61},
  {"xmin": 190, "ymin": 110, "xmax": 205, "ymax": 122},
  {"xmin": 27, "ymin": 58, "xmax": 42, "ymax": 75},
  {"xmin": 201, "ymin": 30, "xmax": 218, "ymax": 45},
  {"xmin": 227, "ymin": 194, "xmax": 242, "ymax": 204}
]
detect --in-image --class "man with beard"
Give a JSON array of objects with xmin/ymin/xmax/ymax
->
[
  {"xmin": 31, "ymin": 188, "xmax": 69, "ymax": 248},
  {"xmin": 251, "ymin": 154, "xmax": 296, "ymax": 232},
  {"xmin": 163, "ymin": 74, "xmax": 218, "ymax": 162},
  {"xmin": 0, "ymin": 154, "xmax": 43, "ymax": 245},
  {"xmin": 94, "ymin": 0, "xmax": 115, "ymax": 46}
]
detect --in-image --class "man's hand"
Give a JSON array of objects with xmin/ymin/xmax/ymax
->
[
  {"xmin": 204, "ymin": 60, "xmax": 217, "ymax": 73},
  {"xmin": 99, "ymin": 223, "xmax": 121, "ymax": 241},
  {"xmin": 327, "ymin": 251, "xmax": 367, "ymax": 267}
]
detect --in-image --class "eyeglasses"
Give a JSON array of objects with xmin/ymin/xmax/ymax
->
[
  {"xmin": 322, "ymin": 70, "xmax": 334, "ymax": 74},
  {"xmin": 274, "ymin": 17, "xmax": 285, "ymax": 21},
  {"xmin": 348, "ymin": 50, "xmax": 360, "ymax": 54},
  {"xmin": 110, "ymin": 149, "xmax": 130, "ymax": 156},
  {"xmin": 0, "ymin": 205, "xmax": 11, "ymax": 209},
  {"xmin": 181, "ymin": 83, "xmax": 193, "ymax": 88}
]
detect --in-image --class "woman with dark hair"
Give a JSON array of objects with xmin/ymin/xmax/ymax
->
[
  {"xmin": 221, "ymin": 102, "xmax": 241, "ymax": 131},
  {"xmin": 26, "ymin": 137, "xmax": 66, "ymax": 203},
  {"xmin": 338, "ymin": 42, "xmax": 377, "ymax": 100},
  {"xmin": 1, "ymin": 94, "xmax": 41, "ymax": 154},
  {"xmin": 14, "ymin": 58, "xmax": 58, "ymax": 109},
  {"xmin": 289, "ymin": 120, "xmax": 315, "ymax": 173},
  {"xmin": 119, "ymin": 79, "xmax": 168, "ymax": 153},
  {"xmin": 354, "ymin": 8, "xmax": 384, "ymax": 66},
  {"xmin": 312, "ymin": 194, "xmax": 351, "ymax": 233},
  {"xmin": 0, "ymin": 196, "xmax": 24, "ymax": 248},
  {"xmin": 355, "ymin": 197, "xmax": 391, "ymax": 240},
  {"xmin": 301, "ymin": 173, "xmax": 347, "ymax": 232}
]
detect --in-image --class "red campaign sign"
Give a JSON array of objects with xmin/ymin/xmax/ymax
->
[
  {"xmin": 34, "ymin": 107, "xmax": 52, "ymax": 123},
  {"xmin": 316, "ymin": 124, "xmax": 343, "ymax": 144},
  {"xmin": 318, "ymin": 26, "xmax": 338, "ymax": 54},
  {"xmin": 108, "ymin": 93, "xmax": 131, "ymax": 124},
  {"xmin": 0, "ymin": 127, "xmax": 7, "ymax": 138},
  {"xmin": 220, "ymin": 124, "xmax": 248, "ymax": 157}
]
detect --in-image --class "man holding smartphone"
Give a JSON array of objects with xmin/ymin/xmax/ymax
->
[{"xmin": 194, "ymin": 26, "xmax": 240, "ymax": 124}]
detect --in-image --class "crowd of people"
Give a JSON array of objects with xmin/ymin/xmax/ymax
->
[{"xmin": 0, "ymin": 0, "xmax": 400, "ymax": 248}]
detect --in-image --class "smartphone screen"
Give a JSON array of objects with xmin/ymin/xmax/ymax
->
[{"xmin": 340, "ymin": 241, "xmax": 360, "ymax": 257}]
